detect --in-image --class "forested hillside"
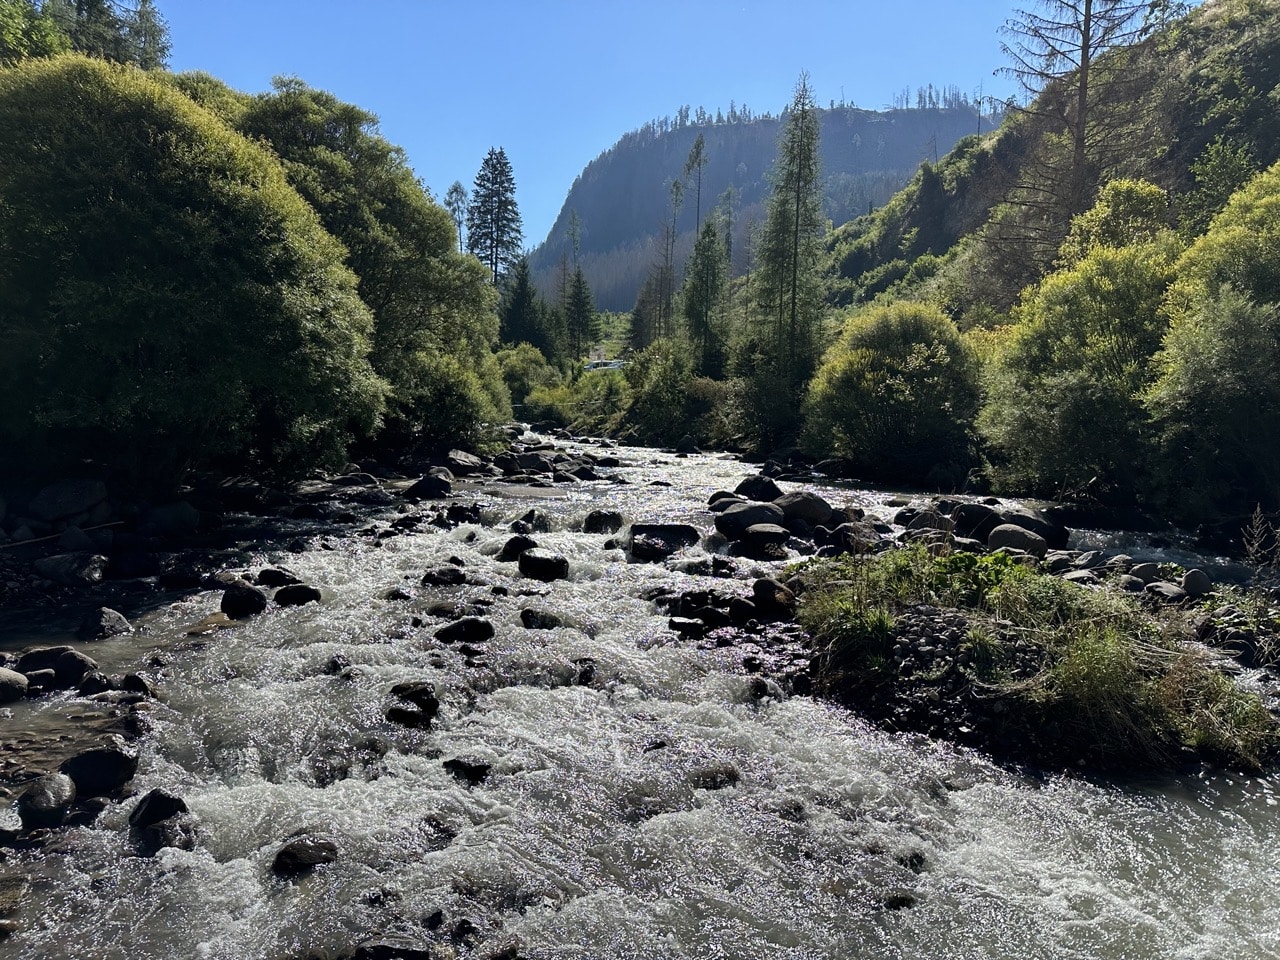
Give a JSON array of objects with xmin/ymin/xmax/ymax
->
[{"xmin": 528, "ymin": 100, "xmax": 996, "ymax": 310}]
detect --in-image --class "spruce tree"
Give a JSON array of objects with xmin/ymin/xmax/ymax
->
[
  {"xmin": 565, "ymin": 265, "xmax": 597, "ymax": 361},
  {"xmin": 466, "ymin": 147, "xmax": 523, "ymax": 285}
]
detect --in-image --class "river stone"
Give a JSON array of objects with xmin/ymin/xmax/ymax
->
[
  {"xmin": 623, "ymin": 523, "xmax": 701, "ymax": 561},
  {"xmin": 60, "ymin": 737, "xmax": 138, "ymax": 797},
  {"xmin": 996, "ymin": 508, "xmax": 1069, "ymax": 550},
  {"xmin": 753, "ymin": 578, "xmax": 797, "ymax": 618},
  {"xmin": 987, "ymin": 524, "xmax": 1048, "ymax": 559},
  {"xmin": 519, "ymin": 548, "xmax": 570, "ymax": 581},
  {"xmin": 583, "ymin": 509, "xmax": 623, "ymax": 534},
  {"xmin": 734, "ymin": 475, "xmax": 785, "ymax": 503},
  {"xmin": 0, "ymin": 667, "xmax": 28, "ymax": 703},
  {"xmin": 908, "ymin": 511, "xmax": 955, "ymax": 533},
  {"xmin": 28, "ymin": 480, "xmax": 107, "ymax": 523},
  {"xmin": 435, "ymin": 617, "xmax": 495, "ymax": 645},
  {"xmin": 520, "ymin": 608, "xmax": 565, "ymax": 630},
  {"xmin": 221, "ymin": 580, "xmax": 269, "ymax": 619},
  {"xmin": 743, "ymin": 523, "xmax": 791, "ymax": 546},
  {"xmin": 1182, "ymin": 568, "xmax": 1213, "ymax": 598},
  {"xmin": 773, "ymin": 491, "xmax": 834, "ymax": 526},
  {"xmin": 257, "ymin": 567, "xmax": 302, "ymax": 588},
  {"xmin": 352, "ymin": 938, "xmax": 441, "ymax": 960},
  {"xmin": 76, "ymin": 607, "xmax": 132, "ymax": 641},
  {"xmin": 17, "ymin": 773, "xmax": 76, "ymax": 831},
  {"xmin": 53, "ymin": 649, "xmax": 97, "ymax": 687},
  {"xmin": 22, "ymin": 669, "xmax": 57, "ymax": 694},
  {"xmin": 496, "ymin": 534, "xmax": 537, "ymax": 562},
  {"xmin": 421, "ymin": 565, "xmax": 467, "ymax": 587},
  {"xmin": 0, "ymin": 875, "xmax": 30, "ymax": 916},
  {"xmin": 15, "ymin": 646, "xmax": 74, "ymax": 674},
  {"xmin": 274, "ymin": 584, "xmax": 322, "ymax": 607},
  {"xmin": 143, "ymin": 501, "xmax": 201, "ymax": 537},
  {"xmin": 1061, "ymin": 569, "xmax": 1100, "ymax": 585},
  {"xmin": 443, "ymin": 756, "xmax": 491, "ymax": 786},
  {"xmin": 708, "ymin": 495, "xmax": 746, "ymax": 514},
  {"xmin": 129, "ymin": 789, "xmax": 189, "ymax": 831},
  {"xmin": 714, "ymin": 502, "xmax": 785, "ymax": 541},
  {"xmin": 32, "ymin": 553, "xmax": 107, "ymax": 586},
  {"xmin": 404, "ymin": 475, "xmax": 452, "ymax": 500},
  {"xmin": 1146, "ymin": 581, "xmax": 1189, "ymax": 604},
  {"xmin": 446, "ymin": 449, "xmax": 486, "ymax": 476},
  {"xmin": 820, "ymin": 521, "xmax": 885, "ymax": 556},
  {"xmin": 951, "ymin": 502, "xmax": 1001, "ymax": 541},
  {"xmin": 390, "ymin": 681, "xmax": 440, "ymax": 722},
  {"xmin": 77, "ymin": 671, "xmax": 114, "ymax": 696},
  {"xmin": 1129, "ymin": 562, "xmax": 1161, "ymax": 583},
  {"xmin": 136, "ymin": 813, "xmax": 199, "ymax": 854},
  {"xmin": 272, "ymin": 836, "xmax": 338, "ymax": 877}
]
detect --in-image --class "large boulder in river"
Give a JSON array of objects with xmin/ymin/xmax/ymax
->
[
  {"xmin": 221, "ymin": 580, "xmax": 269, "ymax": 619},
  {"xmin": 60, "ymin": 737, "xmax": 138, "ymax": 798},
  {"xmin": 403, "ymin": 475, "xmax": 451, "ymax": 500},
  {"xmin": 715, "ymin": 502, "xmax": 785, "ymax": 541},
  {"xmin": 623, "ymin": 524, "xmax": 701, "ymax": 561},
  {"xmin": 77, "ymin": 607, "xmax": 132, "ymax": 641},
  {"xmin": 518, "ymin": 548, "xmax": 570, "ymax": 582},
  {"xmin": 28, "ymin": 479, "xmax": 107, "ymax": 524},
  {"xmin": 988, "ymin": 524, "xmax": 1048, "ymax": 559},
  {"xmin": 734, "ymin": 475, "xmax": 785, "ymax": 503},
  {"xmin": 774, "ymin": 491, "xmax": 834, "ymax": 527},
  {"xmin": 17, "ymin": 773, "xmax": 76, "ymax": 830},
  {"xmin": 33, "ymin": 552, "xmax": 107, "ymax": 586},
  {"xmin": 0, "ymin": 667, "xmax": 28, "ymax": 703},
  {"xmin": 995, "ymin": 508, "xmax": 1069, "ymax": 550},
  {"xmin": 583, "ymin": 509, "xmax": 624, "ymax": 534}
]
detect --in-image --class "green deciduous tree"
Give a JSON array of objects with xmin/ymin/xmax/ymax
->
[
  {"xmin": 804, "ymin": 302, "xmax": 979, "ymax": 485},
  {"xmin": 0, "ymin": 0, "xmax": 70, "ymax": 63},
  {"xmin": 467, "ymin": 146, "xmax": 523, "ymax": 285},
  {"xmin": 0, "ymin": 56, "xmax": 385, "ymax": 487}
]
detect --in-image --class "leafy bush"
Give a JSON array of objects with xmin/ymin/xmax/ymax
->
[
  {"xmin": 978, "ymin": 231, "xmax": 1182, "ymax": 501},
  {"xmin": 497, "ymin": 342, "xmax": 561, "ymax": 407},
  {"xmin": 378, "ymin": 351, "xmax": 508, "ymax": 455},
  {"xmin": 0, "ymin": 56, "xmax": 385, "ymax": 487},
  {"xmin": 803, "ymin": 301, "xmax": 979, "ymax": 484}
]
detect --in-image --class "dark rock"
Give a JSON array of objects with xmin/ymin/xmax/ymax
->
[
  {"xmin": 583, "ymin": 509, "xmax": 624, "ymax": 534},
  {"xmin": 996, "ymin": 508, "xmax": 1069, "ymax": 550},
  {"xmin": 728, "ymin": 598, "xmax": 758, "ymax": 624},
  {"xmin": 135, "ymin": 813, "xmax": 199, "ymax": 854},
  {"xmin": 57, "ymin": 526, "xmax": 96, "ymax": 551},
  {"xmin": 120, "ymin": 673, "xmax": 156, "ymax": 697},
  {"xmin": 1181, "ymin": 568, "xmax": 1213, "ymax": 598},
  {"xmin": 386, "ymin": 705, "xmax": 434, "ymax": 728},
  {"xmin": 1146, "ymin": 581, "xmax": 1189, "ymax": 604},
  {"xmin": 22, "ymin": 669, "xmax": 57, "ymax": 694},
  {"xmin": 15, "ymin": 646, "xmax": 74, "ymax": 674},
  {"xmin": 707, "ymin": 490, "xmax": 740, "ymax": 507},
  {"xmin": 496, "ymin": 534, "xmax": 537, "ymax": 563},
  {"xmin": 76, "ymin": 607, "xmax": 131, "ymax": 641},
  {"xmin": 60, "ymin": 737, "xmax": 138, "ymax": 797},
  {"xmin": 446, "ymin": 449, "xmax": 487, "ymax": 476},
  {"xmin": 818, "ymin": 521, "xmax": 885, "ymax": 556},
  {"xmin": 352, "ymin": 938, "xmax": 440, "ymax": 960},
  {"xmin": 256, "ymin": 567, "xmax": 302, "ymax": 588},
  {"xmin": 773, "ymin": 491, "xmax": 834, "ymax": 527},
  {"xmin": 272, "ymin": 835, "xmax": 339, "ymax": 877},
  {"xmin": 434, "ymin": 617, "xmax": 495, "ymax": 645},
  {"xmin": 404, "ymin": 475, "xmax": 452, "ymax": 500},
  {"xmin": 128, "ymin": 789, "xmax": 189, "ymax": 831},
  {"xmin": 510, "ymin": 508, "xmax": 551, "ymax": 534},
  {"xmin": 714, "ymin": 502, "xmax": 785, "ymax": 541},
  {"xmin": 1061, "ymin": 570, "xmax": 1100, "ymax": 586},
  {"xmin": 987, "ymin": 524, "xmax": 1048, "ymax": 559},
  {"xmin": 17, "ymin": 773, "xmax": 76, "ymax": 831},
  {"xmin": 53, "ymin": 649, "xmax": 98, "ymax": 687},
  {"xmin": 753, "ymin": 578, "xmax": 797, "ymax": 619},
  {"xmin": 0, "ymin": 667, "xmax": 29, "ymax": 703},
  {"xmin": 518, "ymin": 548, "xmax": 570, "ymax": 582},
  {"xmin": 32, "ymin": 553, "xmax": 107, "ymax": 586},
  {"xmin": 951, "ymin": 502, "xmax": 1001, "ymax": 541},
  {"xmin": 28, "ymin": 480, "xmax": 107, "ymax": 523},
  {"xmin": 421, "ymin": 566, "xmax": 466, "ymax": 587},
  {"xmin": 734, "ymin": 475, "xmax": 785, "ymax": 503},
  {"xmin": 107, "ymin": 550, "xmax": 162, "ymax": 579},
  {"xmin": 443, "ymin": 756, "xmax": 491, "ymax": 786},
  {"xmin": 520, "ymin": 608, "xmax": 565, "ymax": 630},
  {"xmin": 675, "ymin": 434, "xmax": 699, "ymax": 454},
  {"xmin": 390, "ymin": 681, "xmax": 440, "ymax": 721},
  {"xmin": 221, "ymin": 580, "xmax": 269, "ymax": 619},
  {"xmin": 708, "ymin": 495, "xmax": 746, "ymax": 514},
  {"xmin": 742, "ymin": 523, "xmax": 790, "ymax": 547},
  {"xmin": 275, "ymin": 584, "xmax": 322, "ymax": 607},
  {"xmin": 623, "ymin": 523, "xmax": 701, "ymax": 561}
]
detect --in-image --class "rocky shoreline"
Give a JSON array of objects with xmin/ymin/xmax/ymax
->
[{"xmin": 2, "ymin": 430, "xmax": 1279, "ymax": 952}]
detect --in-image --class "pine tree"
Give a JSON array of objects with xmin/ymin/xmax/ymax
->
[
  {"xmin": 124, "ymin": 0, "xmax": 169, "ymax": 68},
  {"xmin": 565, "ymin": 265, "xmax": 597, "ymax": 361},
  {"xmin": 682, "ymin": 219, "xmax": 725, "ymax": 376},
  {"xmin": 500, "ymin": 256, "xmax": 542, "ymax": 348},
  {"xmin": 466, "ymin": 147, "xmax": 523, "ymax": 284},
  {"xmin": 755, "ymin": 73, "xmax": 823, "ymax": 400}
]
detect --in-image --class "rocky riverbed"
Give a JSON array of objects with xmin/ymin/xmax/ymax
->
[{"xmin": 2, "ymin": 431, "xmax": 1279, "ymax": 958}]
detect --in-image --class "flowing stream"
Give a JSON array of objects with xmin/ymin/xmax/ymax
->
[{"xmin": 2, "ymin": 441, "xmax": 1279, "ymax": 959}]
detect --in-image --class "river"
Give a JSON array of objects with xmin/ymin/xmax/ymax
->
[{"xmin": 2, "ymin": 439, "xmax": 1278, "ymax": 959}]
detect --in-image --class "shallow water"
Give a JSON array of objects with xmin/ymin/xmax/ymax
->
[{"xmin": 3, "ymin": 442, "xmax": 1278, "ymax": 959}]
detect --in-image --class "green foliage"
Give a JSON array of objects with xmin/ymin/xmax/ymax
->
[
  {"xmin": 525, "ymin": 369, "xmax": 628, "ymax": 436},
  {"xmin": 564, "ymin": 265, "xmax": 598, "ymax": 360},
  {"xmin": 467, "ymin": 146, "xmax": 523, "ymax": 285},
  {"xmin": 1178, "ymin": 135, "xmax": 1258, "ymax": 235},
  {"xmin": 496, "ymin": 342, "xmax": 560, "ymax": 407},
  {"xmin": 681, "ymin": 218, "xmax": 727, "ymax": 376},
  {"xmin": 1144, "ymin": 287, "xmax": 1280, "ymax": 518},
  {"xmin": 803, "ymin": 301, "xmax": 979, "ymax": 485},
  {"xmin": 378, "ymin": 350, "xmax": 508, "ymax": 455},
  {"xmin": 800, "ymin": 544, "xmax": 1279, "ymax": 768},
  {"xmin": 1057, "ymin": 178, "xmax": 1171, "ymax": 266},
  {"xmin": 623, "ymin": 338, "xmax": 695, "ymax": 446},
  {"xmin": 979, "ymin": 227, "xmax": 1182, "ymax": 501},
  {"xmin": 0, "ymin": 56, "xmax": 385, "ymax": 486},
  {"xmin": 235, "ymin": 78, "xmax": 500, "ymax": 453},
  {"xmin": 0, "ymin": 0, "xmax": 69, "ymax": 63}
]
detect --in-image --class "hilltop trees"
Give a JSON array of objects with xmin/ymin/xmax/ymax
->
[{"xmin": 467, "ymin": 147, "xmax": 523, "ymax": 284}]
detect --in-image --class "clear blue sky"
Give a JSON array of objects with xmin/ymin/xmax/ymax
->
[{"xmin": 160, "ymin": 0, "xmax": 1024, "ymax": 247}]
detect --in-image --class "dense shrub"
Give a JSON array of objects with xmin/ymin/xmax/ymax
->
[
  {"xmin": 497, "ymin": 342, "xmax": 561, "ymax": 408},
  {"xmin": 0, "ymin": 56, "xmax": 385, "ymax": 488},
  {"xmin": 803, "ymin": 302, "xmax": 979, "ymax": 485}
]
